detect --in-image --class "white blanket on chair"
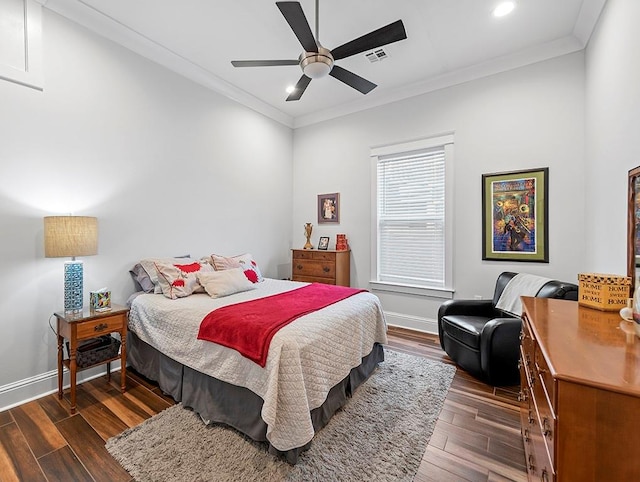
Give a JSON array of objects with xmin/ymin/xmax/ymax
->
[{"xmin": 495, "ymin": 273, "xmax": 552, "ymax": 316}]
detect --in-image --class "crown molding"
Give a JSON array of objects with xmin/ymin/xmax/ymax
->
[
  {"xmin": 43, "ymin": 0, "xmax": 294, "ymax": 128},
  {"xmin": 573, "ymin": 0, "xmax": 608, "ymax": 47},
  {"xmin": 42, "ymin": 0, "xmax": 606, "ymax": 130},
  {"xmin": 293, "ymin": 35, "xmax": 585, "ymax": 128}
]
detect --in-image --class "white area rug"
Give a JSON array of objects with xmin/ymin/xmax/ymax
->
[{"xmin": 106, "ymin": 349, "xmax": 455, "ymax": 481}]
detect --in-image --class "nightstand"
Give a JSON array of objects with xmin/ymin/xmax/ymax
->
[{"xmin": 55, "ymin": 305, "xmax": 129, "ymax": 413}]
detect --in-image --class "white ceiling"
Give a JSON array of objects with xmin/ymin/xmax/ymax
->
[{"xmin": 42, "ymin": 0, "xmax": 607, "ymax": 127}]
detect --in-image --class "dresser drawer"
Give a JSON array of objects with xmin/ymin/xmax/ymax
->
[
  {"xmin": 534, "ymin": 347, "xmax": 556, "ymax": 412},
  {"xmin": 293, "ymin": 250, "xmax": 313, "ymax": 260},
  {"xmin": 311, "ymin": 251, "xmax": 335, "ymax": 262},
  {"xmin": 293, "ymin": 259, "xmax": 336, "ymax": 278},
  {"xmin": 532, "ymin": 366, "xmax": 556, "ymax": 467},
  {"xmin": 292, "ymin": 274, "xmax": 336, "ymax": 285}
]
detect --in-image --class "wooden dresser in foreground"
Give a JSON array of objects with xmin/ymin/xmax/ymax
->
[
  {"xmin": 291, "ymin": 249, "xmax": 350, "ymax": 286},
  {"xmin": 520, "ymin": 297, "xmax": 640, "ymax": 481}
]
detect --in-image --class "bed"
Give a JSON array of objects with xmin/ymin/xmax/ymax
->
[{"xmin": 126, "ymin": 272, "xmax": 388, "ymax": 464}]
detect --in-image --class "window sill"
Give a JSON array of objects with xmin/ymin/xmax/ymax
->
[{"xmin": 369, "ymin": 281, "xmax": 454, "ymax": 300}]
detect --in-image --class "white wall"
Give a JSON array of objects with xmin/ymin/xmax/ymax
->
[
  {"xmin": 585, "ymin": 0, "xmax": 640, "ymax": 275},
  {"xmin": 293, "ymin": 53, "xmax": 586, "ymax": 332},
  {"xmin": 0, "ymin": 10, "xmax": 293, "ymax": 407}
]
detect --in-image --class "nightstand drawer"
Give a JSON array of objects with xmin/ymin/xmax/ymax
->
[{"xmin": 76, "ymin": 314, "xmax": 126, "ymax": 339}]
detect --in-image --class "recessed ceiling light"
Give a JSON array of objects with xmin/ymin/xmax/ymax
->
[
  {"xmin": 286, "ymin": 85, "xmax": 295, "ymax": 94},
  {"xmin": 493, "ymin": 1, "xmax": 515, "ymax": 17}
]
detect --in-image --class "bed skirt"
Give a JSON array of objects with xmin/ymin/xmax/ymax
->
[{"xmin": 127, "ymin": 331, "xmax": 385, "ymax": 464}]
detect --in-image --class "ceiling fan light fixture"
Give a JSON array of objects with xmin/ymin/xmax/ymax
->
[
  {"xmin": 299, "ymin": 47, "xmax": 334, "ymax": 79},
  {"xmin": 492, "ymin": 1, "xmax": 515, "ymax": 17}
]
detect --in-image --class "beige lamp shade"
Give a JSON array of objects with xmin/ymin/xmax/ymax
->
[{"xmin": 44, "ymin": 216, "xmax": 98, "ymax": 258}]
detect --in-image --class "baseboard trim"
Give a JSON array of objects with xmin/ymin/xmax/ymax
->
[
  {"xmin": 0, "ymin": 361, "xmax": 121, "ymax": 412},
  {"xmin": 384, "ymin": 311, "xmax": 438, "ymax": 335}
]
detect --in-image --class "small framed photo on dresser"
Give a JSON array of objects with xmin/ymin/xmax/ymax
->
[{"xmin": 318, "ymin": 236, "xmax": 330, "ymax": 250}]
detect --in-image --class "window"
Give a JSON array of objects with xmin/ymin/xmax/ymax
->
[{"xmin": 370, "ymin": 134, "xmax": 453, "ymax": 297}]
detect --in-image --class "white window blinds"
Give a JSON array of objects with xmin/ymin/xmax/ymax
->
[{"xmin": 377, "ymin": 146, "xmax": 446, "ymax": 287}]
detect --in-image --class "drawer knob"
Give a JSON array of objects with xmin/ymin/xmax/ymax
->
[
  {"xmin": 541, "ymin": 469, "xmax": 549, "ymax": 482},
  {"xmin": 528, "ymin": 454, "xmax": 535, "ymax": 471},
  {"xmin": 542, "ymin": 417, "xmax": 552, "ymax": 438},
  {"xmin": 296, "ymin": 264, "xmax": 303, "ymax": 270},
  {"xmin": 517, "ymin": 389, "xmax": 528, "ymax": 402},
  {"xmin": 94, "ymin": 322, "xmax": 108, "ymax": 332},
  {"xmin": 523, "ymin": 428, "xmax": 530, "ymax": 442},
  {"xmin": 323, "ymin": 266, "xmax": 330, "ymax": 273},
  {"xmin": 519, "ymin": 330, "xmax": 525, "ymax": 341}
]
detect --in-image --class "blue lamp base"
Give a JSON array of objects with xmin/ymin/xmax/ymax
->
[{"xmin": 64, "ymin": 260, "xmax": 84, "ymax": 314}]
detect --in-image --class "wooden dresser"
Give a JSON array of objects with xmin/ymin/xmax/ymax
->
[
  {"xmin": 520, "ymin": 297, "xmax": 640, "ymax": 481},
  {"xmin": 291, "ymin": 249, "xmax": 350, "ymax": 286}
]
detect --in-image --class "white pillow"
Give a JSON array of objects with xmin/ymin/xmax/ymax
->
[{"xmin": 197, "ymin": 268, "xmax": 256, "ymax": 298}]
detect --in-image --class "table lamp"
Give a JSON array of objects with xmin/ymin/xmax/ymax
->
[{"xmin": 44, "ymin": 216, "xmax": 98, "ymax": 314}]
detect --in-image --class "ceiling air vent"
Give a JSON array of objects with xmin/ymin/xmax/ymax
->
[{"xmin": 365, "ymin": 48, "xmax": 388, "ymax": 63}]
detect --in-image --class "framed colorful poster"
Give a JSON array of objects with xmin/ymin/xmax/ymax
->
[{"xmin": 482, "ymin": 168, "xmax": 549, "ymax": 262}]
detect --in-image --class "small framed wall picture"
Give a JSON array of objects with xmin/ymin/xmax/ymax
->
[
  {"xmin": 318, "ymin": 192, "xmax": 340, "ymax": 224},
  {"xmin": 318, "ymin": 236, "xmax": 330, "ymax": 250}
]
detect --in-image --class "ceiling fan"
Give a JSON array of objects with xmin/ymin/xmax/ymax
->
[{"xmin": 231, "ymin": 1, "xmax": 407, "ymax": 101}]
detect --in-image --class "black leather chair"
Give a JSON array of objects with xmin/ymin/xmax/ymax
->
[{"xmin": 437, "ymin": 272, "xmax": 578, "ymax": 386}]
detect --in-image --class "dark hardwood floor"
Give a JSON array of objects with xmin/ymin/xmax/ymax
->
[{"xmin": 0, "ymin": 329, "xmax": 526, "ymax": 481}]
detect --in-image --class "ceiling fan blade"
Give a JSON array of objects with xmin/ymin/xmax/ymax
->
[
  {"xmin": 331, "ymin": 20, "xmax": 407, "ymax": 61},
  {"xmin": 329, "ymin": 65, "xmax": 377, "ymax": 94},
  {"xmin": 276, "ymin": 2, "xmax": 318, "ymax": 53},
  {"xmin": 231, "ymin": 60, "xmax": 299, "ymax": 67},
  {"xmin": 286, "ymin": 75, "xmax": 312, "ymax": 101}
]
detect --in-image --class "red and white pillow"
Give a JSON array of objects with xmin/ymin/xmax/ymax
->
[
  {"xmin": 209, "ymin": 253, "xmax": 264, "ymax": 283},
  {"xmin": 154, "ymin": 261, "xmax": 213, "ymax": 300}
]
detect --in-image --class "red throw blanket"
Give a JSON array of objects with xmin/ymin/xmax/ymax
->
[{"xmin": 197, "ymin": 283, "xmax": 366, "ymax": 367}]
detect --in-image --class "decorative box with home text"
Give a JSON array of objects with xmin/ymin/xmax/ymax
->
[{"xmin": 578, "ymin": 273, "xmax": 630, "ymax": 311}]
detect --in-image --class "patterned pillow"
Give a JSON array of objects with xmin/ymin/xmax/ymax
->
[
  {"xmin": 197, "ymin": 268, "xmax": 256, "ymax": 298},
  {"xmin": 210, "ymin": 253, "xmax": 264, "ymax": 283},
  {"xmin": 134, "ymin": 255, "xmax": 192, "ymax": 294},
  {"xmin": 154, "ymin": 261, "xmax": 213, "ymax": 299}
]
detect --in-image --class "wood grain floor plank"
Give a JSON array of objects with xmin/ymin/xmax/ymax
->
[
  {"xmin": 0, "ymin": 410, "xmax": 13, "ymax": 428},
  {"xmin": 38, "ymin": 445, "xmax": 94, "ymax": 482},
  {"xmin": 433, "ymin": 419, "xmax": 489, "ymax": 450},
  {"xmin": 423, "ymin": 444, "xmax": 490, "ymax": 480},
  {"xmin": 81, "ymin": 379, "xmax": 152, "ymax": 428},
  {"xmin": 37, "ymin": 393, "xmax": 72, "ymax": 424},
  {"xmin": 55, "ymin": 414, "xmax": 131, "ymax": 482},
  {"xmin": 0, "ymin": 422, "xmax": 46, "ymax": 482},
  {"xmin": 10, "ymin": 400, "xmax": 67, "ymax": 458},
  {"xmin": 414, "ymin": 461, "xmax": 474, "ymax": 482},
  {"xmin": 444, "ymin": 438, "xmax": 527, "ymax": 481},
  {"xmin": 79, "ymin": 402, "xmax": 129, "ymax": 441}
]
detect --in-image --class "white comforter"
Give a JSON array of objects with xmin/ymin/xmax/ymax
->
[{"xmin": 128, "ymin": 278, "xmax": 388, "ymax": 451}]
